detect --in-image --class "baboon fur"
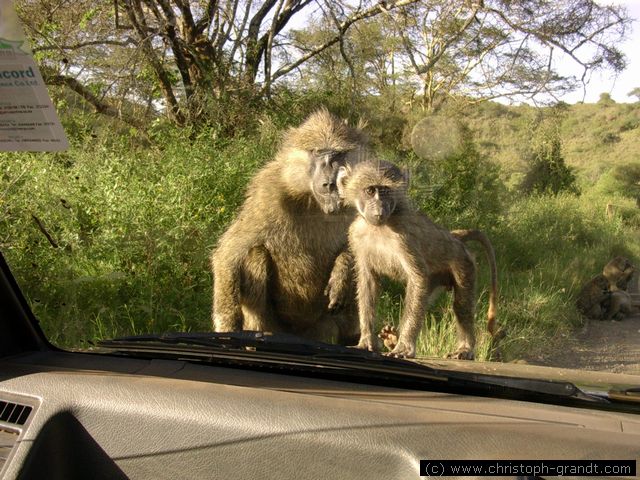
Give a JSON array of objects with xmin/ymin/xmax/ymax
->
[
  {"xmin": 339, "ymin": 160, "xmax": 499, "ymax": 359},
  {"xmin": 603, "ymin": 256, "xmax": 635, "ymax": 292},
  {"xmin": 211, "ymin": 108, "xmax": 368, "ymax": 343}
]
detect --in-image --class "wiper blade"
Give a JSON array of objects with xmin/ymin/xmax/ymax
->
[
  {"xmin": 98, "ymin": 331, "xmax": 604, "ymax": 404},
  {"xmin": 99, "ymin": 331, "xmax": 390, "ymax": 360}
]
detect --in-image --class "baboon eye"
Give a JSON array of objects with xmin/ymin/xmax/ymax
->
[{"xmin": 365, "ymin": 186, "xmax": 376, "ymax": 196}]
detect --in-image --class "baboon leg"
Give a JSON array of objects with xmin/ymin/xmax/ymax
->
[
  {"xmin": 448, "ymin": 263, "xmax": 477, "ymax": 360},
  {"xmin": 239, "ymin": 245, "xmax": 282, "ymax": 332},
  {"xmin": 605, "ymin": 291, "xmax": 640, "ymax": 320},
  {"xmin": 354, "ymin": 265, "xmax": 381, "ymax": 351},
  {"xmin": 389, "ymin": 279, "xmax": 432, "ymax": 359},
  {"xmin": 325, "ymin": 249, "xmax": 354, "ymax": 312}
]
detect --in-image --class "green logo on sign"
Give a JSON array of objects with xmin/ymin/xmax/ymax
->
[{"xmin": 0, "ymin": 38, "xmax": 25, "ymax": 52}]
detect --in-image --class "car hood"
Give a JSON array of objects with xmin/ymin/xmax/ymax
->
[{"xmin": 416, "ymin": 356, "xmax": 640, "ymax": 394}]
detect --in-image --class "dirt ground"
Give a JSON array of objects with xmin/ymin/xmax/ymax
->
[{"xmin": 526, "ymin": 314, "xmax": 640, "ymax": 375}]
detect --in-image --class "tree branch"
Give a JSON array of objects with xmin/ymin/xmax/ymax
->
[
  {"xmin": 270, "ymin": 0, "xmax": 420, "ymax": 83},
  {"xmin": 42, "ymin": 72, "xmax": 140, "ymax": 127}
]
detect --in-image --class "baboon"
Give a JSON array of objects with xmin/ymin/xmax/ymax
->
[
  {"xmin": 211, "ymin": 108, "xmax": 368, "ymax": 343},
  {"xmin": 603, "ymin": 256, "xmax": 635, "ymax": 292},
  {"xmin": 338, "ymin": 160, "xmax": 499, "ymax": 359},
  {"xmin": 576, "ymin": 274, "xmax": 611, "ymax": 320},
  {"xmin": 606, "ymin": 290, "xmax": 640, "ymax": 320}
]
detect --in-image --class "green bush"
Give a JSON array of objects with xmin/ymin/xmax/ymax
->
[
  {"xmin": 407, "ymin": 126, "xmax": 505, "ymax": 229},
  {"xmin": 0, "ymin": 132, "xmax": 271, "ymax": 347}
]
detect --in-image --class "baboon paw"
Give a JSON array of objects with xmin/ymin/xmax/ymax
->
[
  {"xmin": 378, "ymin": 324, "xmax": 399, "ymax": 351},
  {"xmin": 386, "ymin": 342, "xmax": 416, "ymax": 359},
  {"xmin": 324, "ymin": 283, "xmax": 346, "ymax": 313},
  {"xmin": 350, "ymin": 336, "xmax": 380, "ymax": 352},
  {"xmin": 446, "ymin": 349, "xmax": 475, "ymax": 361}
]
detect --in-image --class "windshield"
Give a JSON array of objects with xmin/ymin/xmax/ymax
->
[{"xmin": 1, "ymin": 0, "xmax": 639, "ymax": 376}]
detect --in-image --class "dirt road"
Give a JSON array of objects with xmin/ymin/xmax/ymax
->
[{"xmin": 527, "ymin": 315, "xmax": 640, "ymax": 375}]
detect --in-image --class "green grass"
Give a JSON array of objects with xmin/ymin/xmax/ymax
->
[{"xmin": 1, "ymin": 103, "xmax": 639, "ymax": 362}]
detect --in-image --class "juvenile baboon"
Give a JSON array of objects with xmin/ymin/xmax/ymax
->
[
  {"xmin": 338, "ymin": 160, "xmax": 499, "ymax": 359},
  {"xmin": 603, "ymin": 256, "xmax": 635, "ymax": 292},
  {"xmin": 211, "ymin": 108, "xmax": 368, "ymax": 343},
  {"xmin": 576, "ymin": 274, "xmax": 612, "ymax": 320}
]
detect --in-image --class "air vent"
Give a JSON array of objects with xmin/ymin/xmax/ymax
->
[
  {"xmin": 0, "ymin": 428, "xmax": 19, "ymax": 471},
  {"xmin": 0, "ymin": 401, "xmax": 32, "ymax": 426}
]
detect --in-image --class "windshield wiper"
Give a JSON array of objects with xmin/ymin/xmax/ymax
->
[{"xmin": 97, "ymin": 331, "xmax": 608, "ymax": 406}]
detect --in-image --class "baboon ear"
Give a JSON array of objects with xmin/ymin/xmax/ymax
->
[{"xmin": 336, "ymin": 165, "xmax": 351, "ymax": 197}]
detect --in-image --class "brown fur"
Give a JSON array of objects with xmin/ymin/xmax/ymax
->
[
  {"xmin": 211, "ymin": 108, "xmax": 368, "ymax": 343},
  {"xmin": 603, "ymin": 256, "xmax": 635, "ymax": 292},
  {"xmin": 576, "ymin": 274, "xmax": 611, "ymax": 320},
  {"xmin": 340, "ymin": 160, "xmax": 499, "ymax": 359}
]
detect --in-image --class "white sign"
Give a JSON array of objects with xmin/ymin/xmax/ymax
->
[{"xmin": 0, "ymin": 0, "xmax": 68, "ymax": 151}]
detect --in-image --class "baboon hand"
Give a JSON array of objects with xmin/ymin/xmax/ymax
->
[
  {"xmin": 378, "ymin": 324, "xmax": 398, "ymax": 351},
  {"xmin": 324, "ymin": 279, "xmax": 348, "ymax": 313},
  {"xmin": 387, "ymin": 340, "xmax": 416, "ymax": 359},
  {"xmin": 351, "ymin": 334, "xmax": 381, "ymax": 352}
]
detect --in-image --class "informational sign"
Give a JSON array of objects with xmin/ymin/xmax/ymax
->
[{"xmin": 0, "ymin": 0, "xmax": 68, "ymax": 151}]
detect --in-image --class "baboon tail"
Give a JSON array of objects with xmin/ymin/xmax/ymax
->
[{"xmin": 451, "ymin": 229, "xmax": 499, "ymax": 336}]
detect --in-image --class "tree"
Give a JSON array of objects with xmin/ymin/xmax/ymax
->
[
  {"xmin": 628, "ymin": 87, "xmax": 640, "ymax": 102},
  {"xmin": 295, "ymin": 1, "xmax": 631, "ymax": 111},
  {"xmin": 16, "ymin": 0, "xmax": 631, "ymax": 126}
]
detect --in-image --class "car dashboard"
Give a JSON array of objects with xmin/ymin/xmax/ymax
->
[{"xmin": 0, "ymin": 349, "xmax": 639, "ymax": 480}]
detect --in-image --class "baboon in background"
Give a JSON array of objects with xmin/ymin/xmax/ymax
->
[
  {"xmin": 602, "ymin": 257, "xmax": 640, "ymax": 319},
  {"xmin": 211, "ymin": 108, "xmax": 368, "ymax": 343},
  {"xmin": 606, "ymin": 290, "xmax": 640, "ymax": 320},
  {"xmin": 575, "ymin": 274, "xmax": 612, "ymax": 320},
  {"xmin": 575, "ymin": 271, "xmax": 639, "ymax": 321},
  {"xmin": 603, "ymin": 256, "xmax": 635, "ymax": 291},
  {"xmin": 338, "ymin": 160, "xmax": 499, "ymax": 359}
]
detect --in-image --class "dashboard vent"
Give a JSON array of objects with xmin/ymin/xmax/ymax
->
[
  {"xmin": 0, "ymin": 428, "xmax": 19, "ymax": 471},
  {"xmin": 0, "ymin": 401, "xmax": 32, "ymax": 426}
]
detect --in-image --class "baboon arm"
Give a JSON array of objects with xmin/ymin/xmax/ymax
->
[
  {"xmin": 325, "ymin": 249, "xmax": 353, "ymax": 311},
  {"xmin": 211, "ymin": 228, "xmax": 265, "ymax": 332},
  {"xmin": 355, "ymin": 265, "xmax": 379, "ymax": 349}
]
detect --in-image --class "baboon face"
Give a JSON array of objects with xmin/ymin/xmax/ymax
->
[
  {"xmin": 308, "ymin": 148, "xmax": 349, "ymax": 214},
  {"xmin": 339, "ymin": 161, "xmax": 406, "ymax": 226},
  {"xmin": 356, "ymin": 185, "xmax": 397, "ymax": 226}
]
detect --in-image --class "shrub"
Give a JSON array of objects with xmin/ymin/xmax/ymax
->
[{"xmin": 520, "ymin": 124, "xmax": 579, "ymax": 196}]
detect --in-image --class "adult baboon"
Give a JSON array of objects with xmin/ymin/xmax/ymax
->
[
  {"xmin": 603, "ymin": 256, "xmax": 635, "ymax": 292},
  {"xmin": 211, "ymin": 108, "xmax": 367, "ymax": 343},
  {"xmin": 338, "ymin": 160, "xmax": 499, "ymax": 359}
]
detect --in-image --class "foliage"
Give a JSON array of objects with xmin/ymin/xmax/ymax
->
[
  {"xmin": 15, "ymin": 0, "xmax": 631, "ymax": 126},
  {"xmin": 0, "ymin": 131, "xmax": 272, "ymax": 347},
  {"xmin": 408, "ymin": 124, "xmax": 505, "ymax": 229},
  {"xmin": 598, "ymin": 92, "xmax": 616, "ymax": 105},
  {"xmin": 519, "ymin": 110, "xmax": 579, "ymax": 196},
  {"xmin": 629, "ymin": 87, "xmax": 640, "ymax": 102}
]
